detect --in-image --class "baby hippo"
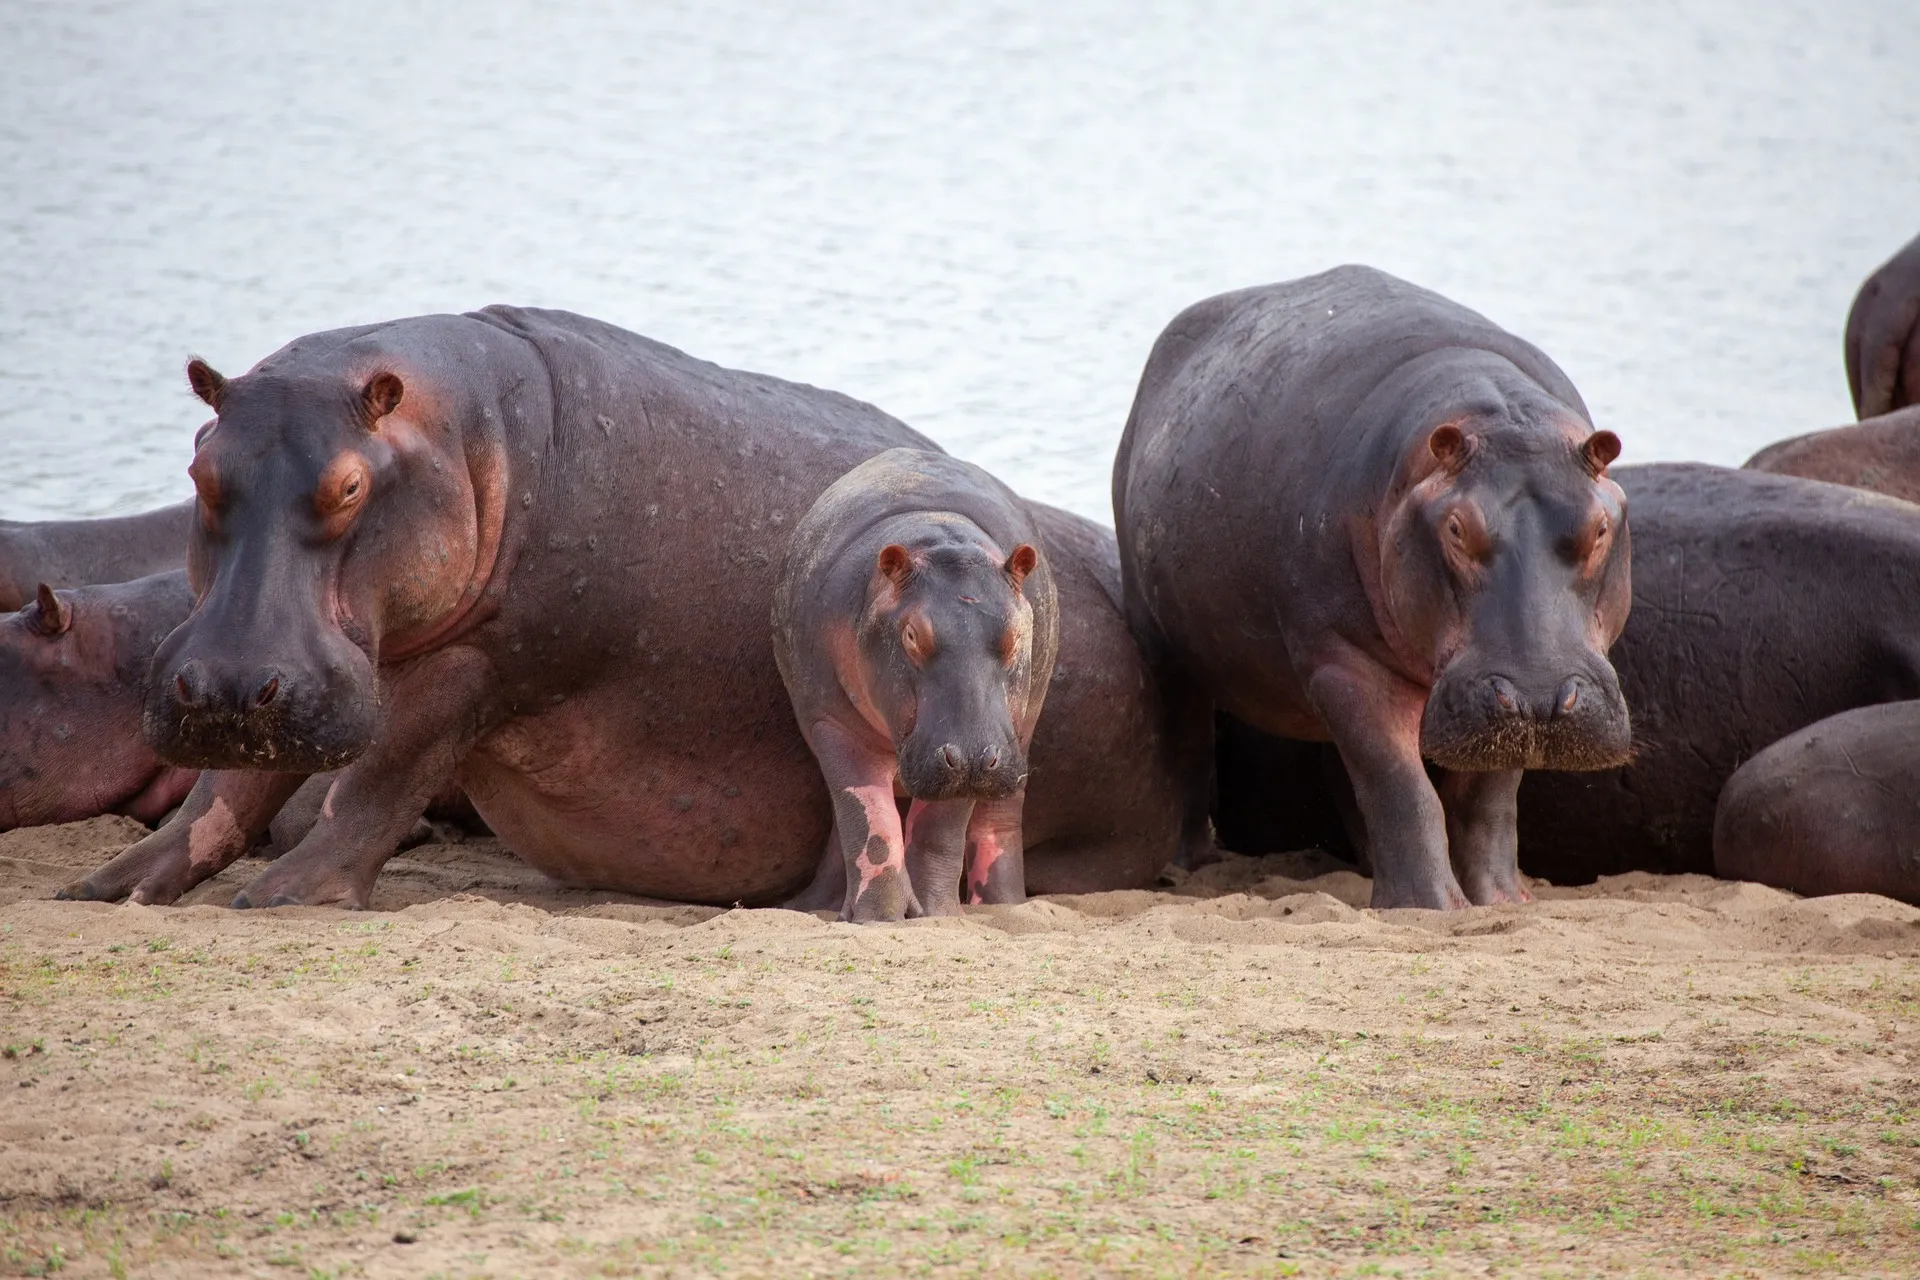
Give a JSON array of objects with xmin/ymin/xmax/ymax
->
[{"xmin": 773, "ymin": 449, "xmax": 1059, "ymax": 922}]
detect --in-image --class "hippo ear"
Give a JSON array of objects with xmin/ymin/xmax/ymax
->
[
  {"xmin": 361, "ymin": 372, "xmax": 404, "ymax": 427},
  {"xmin": 1004, "ymin": 544, "xmax": 1039, "ymax": 590},
  {"xmin": 1428, "ymin": 423, "xmax": 1471, "ymax": 473},
  {"xmin": 32, "ymin": 584, "xmax": 71, "ymax": 638},
  {"xmin": 1581, "ymin": 430, "xmax": 1622, "ymax": 476},
  {"xmin": 186, "ymin": 358, "xmax": 227, "ymax": 411},
  {"xmin": 877, "ymin": 544, "xmax": 914, "ymax": 590}
]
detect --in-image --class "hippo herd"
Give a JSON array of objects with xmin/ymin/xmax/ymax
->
[{"xmin": 7, "ymin": 233, "xmax": 1920, "ymax": 915}]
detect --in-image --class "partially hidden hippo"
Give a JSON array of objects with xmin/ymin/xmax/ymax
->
[
  {"xmin": 1846, "ymin": 230, "xmax": 1920, "ymax": 420},
  {"xmin": 0, "ymin": 501, "xmax": 195, "ymax": 612},
  {"xmin": 1744, "ymin": 406, "xmax": 1920, "ymax": 504},
  {"xmin": 774, "ymin": 449, "xmax": 1057, "ymax": 921},
  {"xmin": 1114, "ymin": 265, "xmax": 1631, "ymax": 909},
  {"xmin": 64, "ymin": 307, "xmax": 1181, "ymax": 909}
]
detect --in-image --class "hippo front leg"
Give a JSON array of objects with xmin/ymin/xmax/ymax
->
[
  {"xmin": 58, "ymin": 769, "xmax": 306, "ymax": 905},
  {"xmin": 228, "ymin": 646, "xmax": 492, "ymax": 910},
  {"xmin": 961, "ymin": 792, "xmax": 1026, "ymax": 905},
  {"xmin": 1438, "ymin": 768, "xmax": 1531, "ymax": 905},
  {"xmin": 809, "ymin": 720, "xmax": 919, "ymax": 923},
  {"xmin": 1307, "ymin": 661, "xmax": 1468, "ymax": 910},
  {"xmin": 902, "ymin": 798, "xmax": 975, "ymax": 917}
]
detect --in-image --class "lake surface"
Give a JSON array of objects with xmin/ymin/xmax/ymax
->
[{"xmin": 2, "ymin": 0, "xmax": 1916, "ymax": 521}]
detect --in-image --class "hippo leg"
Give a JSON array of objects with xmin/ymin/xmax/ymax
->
[
  {"xmin": 962, "ymin": 792, "xmax": 1026, "ymax": 905},
  {"xmin": 902, "ymin": 797, "xmax": 976, "ymax": 917},
  {"xmin": 1155, "ymin": 665, "xmax": 1221, "ymax": 868},
  {"xmin": 1437, "ymin": 768, "xmax": 1531, "ymax": 905},
  {"xmin": 782, "ymin": 824, "xmax": 849, "ymax": 912},
  {"xmin": 229, "ymin": 648, "xmax": 490, "ymax": 909},
  {"xmin": 810, "ymin": 720, "xmax": 920, "ymax": 923},
  {"xmin": 1308, "ymin": 660, "xmax": 1468, "ymax": 910},
  {"xmin": 57, "ymin": 770, "xmax": 306, "ymax": 905}
]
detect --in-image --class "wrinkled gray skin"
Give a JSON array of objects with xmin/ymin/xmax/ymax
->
[
  {"xmin": 0, "ymin": 501, "xmax": 196, "ymax": 613},
  {"xmin": 65, "ymin": 307, "xmax": 1179, "ymax": 910},
  {"xmin": 773, "ymin": 449, "xmax": 1059, "ymax": 921},
  {"xmin": 1714, "ymin": 701, "xmax": 1920, "ymax": 905},
  {"xmin": 1744, "ymin": 406, "xmax": 1920, "ymax": 505},
  {"xmin": 1517, "ymin": 464, "xmax": 1920, "ymax": 881},
  {"xmin": 0, "ymin": 573, "xmax": 198, "ymax": 830},
  {"xmin": 1114, "ymin": 266, "xmax": 1631, "ymax": 909},
  {"xmin": 1845, "ymin": 231, "xmax": 1920, "ymax": 420}
]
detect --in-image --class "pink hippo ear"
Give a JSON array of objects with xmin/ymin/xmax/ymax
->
[
  {"xmin": 1004, "ymin": 544, "xmax": 1039, "ymax": 590},
  {"xmin": 186, "ymin": 358, "xmax": 228, "ymax": 411},
  {"xmin": 1582, "ymin": 430, "xmax": 1622, "ymax": 476},
  {"xmin": 32, "ymin": 584, "xmax": 71, "ymax": 638},
  {"xmin": 877, "ymin": 544, "xmax": 914, "ymax": 589},
  {"xmin": 1428, "ymin": 423, "xmax": 1472, "ymax": 472},
  {"xmin": 361, "ymin": 372, "xmax": 405, "ymax": 427}
]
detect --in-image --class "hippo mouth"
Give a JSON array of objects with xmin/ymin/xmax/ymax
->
[{"xmin": 1420, "ymin": 712, "xmax": 1633, "ymax": 772}]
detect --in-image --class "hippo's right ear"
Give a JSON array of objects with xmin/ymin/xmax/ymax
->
[
  {"xmin": 1428, "ymin": 423, "xmax": 1472, "ymax": 473},
  {"xmin": 360, "ymin": 372, "xmax": 405, "ymax": 427},
  {"xmin": 186, "ymin": 358, "xmax": 228, "ymax": 411},
  {"xmin": 1581, "ymin": 430, "xmax": 1622, "ymax": 476},
  {"xmin": 31, "ymin": 584, "xmax": 71, "ymax": 638},
  {"xmin": 877, "ymin": 544, "xmax": 914, "ymax": 590},
  {"xmin": 1004, "ymin": 544, "xmax": 1039, "ymax": 590}
]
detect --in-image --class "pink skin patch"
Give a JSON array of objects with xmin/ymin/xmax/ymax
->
[
  {"xmin": 965, "ymin": 828, "xmax": 1006, "ymax": 904},
  {"xmin": 185, "ymin": 796, "xmax": 241, "ymax": 871},
  {"xmin": 845, "ymin": 781, "xmax": 906, "ymax": 902}
]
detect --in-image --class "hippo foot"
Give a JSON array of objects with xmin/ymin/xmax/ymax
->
[
  {"xmin": 231, "ymin": 861, "xmax": 370, "ymax": 910},
  {"xmin": 1368, "ymin": 876, "xmax": 1471, "ymax": 911},
  {"xmin": 55, "ymin": 842, "xmax": 200, "ymax": 906},
  {"xmin": 1460, "ymin": 873, "xmax": 1533, "ymax": 906}
]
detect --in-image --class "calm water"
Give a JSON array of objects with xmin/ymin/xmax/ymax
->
[{"xmin": 2, "ymin": 1, "xmax": 1916, "ymax": 521}]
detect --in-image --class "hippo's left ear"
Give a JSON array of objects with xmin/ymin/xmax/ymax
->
[
  {"xmin": 31, "ymin": 584, "xmax": 71, "ymax": 638},
  {"xmin": 1581, "ymin": 430, "xmax": 1622, "ymax": 476},
  {"xmin": 1004, "ymin": 544, "xmax": 1039, "ymax": 590},
  {"xmin": 360, "ymin": 372, "xmax": 405, "ymax": 427}
]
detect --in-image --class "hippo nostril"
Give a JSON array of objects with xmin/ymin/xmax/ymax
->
[
  {"xmin": 939, "ymin": 744, "xmax": 964, "ymax": 772},
  {"xmin": 253, "ymin": 676, "xmax": 281, "ymax": 709},
  {"xmin": 172, "ymin": 662, "xmax": 207, "ymax": 708},
  {"xmin": 1555, "ymin": 678, "xmax": 1582, "ymax": 718},
  {"xmin": 982, "ymin": 747, "xmax": 1001, "ymax": 771},
  {"xmin": 1489, "ymin": 676, "xmax": 1520, "ymax": 715}
]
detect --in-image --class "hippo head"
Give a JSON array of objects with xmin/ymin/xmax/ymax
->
[
  {"xmin": 1381, "ymin": 418, "xmax": 1632, "ymax": 772},
  {"xmin": 856, "ymin": 528, "xmax": 1040, "ymax": 801},
  {"xmin": 144, "ymin": 356, "xmax": 493, "ymax": 771},
  {"xmin": 0, "ymin": 580, "xmax": 197, "ymax": 829}
]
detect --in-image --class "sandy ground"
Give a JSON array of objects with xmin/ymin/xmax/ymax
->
[{"xmin": 2, "ymin": 819, "xmax": 1917, "ymax": 1278}]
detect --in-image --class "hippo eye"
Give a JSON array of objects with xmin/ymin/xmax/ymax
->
[
  {"xmin": 902, "ymin": 623, "xmax": 919, "ymax": 654},
  {"xmin": 341, "ymin": 476, "xmax": 362, "ymax": 503},
  {"xmin": 1446, "ymin": 515, "xmax": 1463, "ymax": 542},
  {"xmin": 1595, "ymin": 517, "xmax": 1609, "ymax": 541}
]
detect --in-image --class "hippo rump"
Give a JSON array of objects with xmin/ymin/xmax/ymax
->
[
  {"xmin": 1846, "ymin": 230, "xmax": 1920, "ymax": 419},
  {"xmin": 1515, "ymin": 464, "xmax": 1920, "ymax": 881},
  {"xmin": 1113, "ymin": 265, "xmax": 1631, "ymax": 909},
  {"xmin": 775, "ymin": 449, "xmax": 1059, "ymax": 920},
  {"xmin": 1743, "ymin": 406, "xmax": 1920, "ymax": 504},
  {"xmin": 1714, "ymin": 702, "xmax": 1920, "ymax": 905},
  {"xmin": 0, "ymin": 501, "xmax": 195, "ymax": 611},
  {"xmin": 0, "ymin": 573, "xmax": 198, "ymax": 829},
  {"xmin": 65, "ymin": 307, "xmax": 1179, "ymax": 909}
]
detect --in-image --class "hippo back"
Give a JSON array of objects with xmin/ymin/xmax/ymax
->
[
  {"xmin": 1516, "ymin": 463, "xmax": 1920, "ymax": 881},
  {"xmin": 1744, "ymin": 406, "xmax": 1920, "ymax": 505}
]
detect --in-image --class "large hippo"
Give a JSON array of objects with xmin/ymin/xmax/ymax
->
[
  {"xmin": 64, "ymin": 308, "xmax": 1179, "ymax": 909},
  {"xmin": 1846, "ymin": 230, "xmax": 1920, "ymax": 419},
  {"xmin": 775, "ymin": 449, "xmax": 1057, "ymax": 920},
  {"xmin": 1113, "ymin": 266, "xmax": 1631, "ymax": 909},
  {"xmin": 1744, "ymin": 406, "xmax": 1920, "ymax": 504},
  {"xmin": 1714, "ymin": 702, "xmax": 1920, "ymax": 905},
  {"xmin": 1515, "ymin": 464, "xmax": 1920, "ymax": 881},
  {"xmin": 0, "ymin": 573, "xmax": 199, "ymax": 829},
  {"xmin": 0, "ymin": 501, "xmax": 195, "ymax": 611}
]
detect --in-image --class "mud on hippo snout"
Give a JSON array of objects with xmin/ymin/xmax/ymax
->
[{"xmin": 1420, "ymin": 660, "xmax": 1630, "ymax": 772}]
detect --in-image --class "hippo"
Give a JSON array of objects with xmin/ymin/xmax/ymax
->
[
  {"xmin": 774, "ymin": 449, "xmax": 1057, "ymax": 921},
  {"xmin": 1113, "ymin": 265, "xmax": 1631, "ymax": 909},
  {"xmin": 0, "ymin": 501, "xmax": 195, "ymax": 612},
  {"xmin": 1713, "ymin": 701, "xmax": 1920, "ymax": 905},
  {"xmin": 0, "ymin": 573, "xmax": 199, "ymax": 830},
  {"xmin": 1515, "ymin": 464, "xmax": 1920, "ymax": 881},
  {"xmin": 64, "ymin": 307, "xmax": 1179, "ymax": 909},
  {"xmin": 1744, "ymin": 406, "xmax": 1920, "ymax": 503},
  {"xmin": 1846, "ymin": 231, "xmax": 1920, "ymax": 419}
]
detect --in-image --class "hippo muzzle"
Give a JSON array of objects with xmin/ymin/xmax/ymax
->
[
  {"xmin": 143, "ymin": 612, "xmax": 377, "ymax": 772},
  {"xmin": 1419, "ymin": 654, "xmax": 1631, "ymax": 772},
  {"xmin": 896, "ymin": 722, "xmax": 1027, "ymax": 802}
]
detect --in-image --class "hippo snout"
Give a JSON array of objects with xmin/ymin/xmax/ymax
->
[
  {"xmin": 899, "ymin": 737, "xmax": 1026, "ymax": 802},
  {"xmin": 1421, "ymin": 662, "xmax": 1630, "ymax": 773}
]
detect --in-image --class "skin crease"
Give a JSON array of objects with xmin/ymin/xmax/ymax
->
[
  {"xmin": 1113, "ymin": 265, "xmax": 1632, "ymax": 911},
  {"xmin": 0, "ymin": 573, "xmax": 199, "ymax": 831},
  {"xmin": 0, "ymin": 501, "xmax": 196, "ymax": 613},
  {"xmin": 1844, "ymin": 230, "xmax": 1920, "ymax": 420},
  {"xmin": 63, "ymin": 308, "xmax": 1182, "ymax": 911},
  {"xmin": 1714, "ymin": 700, "xmax": 1920, "ymax": 905},
  {"xmin": 771, "ymin": 449, "xmax": 1058, "ymax": 923}
]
